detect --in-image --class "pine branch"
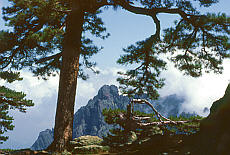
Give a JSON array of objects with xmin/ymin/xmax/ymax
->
[
  {"xmin": 114, "ymin": 0, "xmax": 161, "ymax": 39},
  {"xmin": 36, "ymin": 53, "xmax": 62, "ymax": 64}
]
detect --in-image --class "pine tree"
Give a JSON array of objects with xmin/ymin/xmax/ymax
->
[
  {"xmin": 1, "ymin": 0, "xmax": 229, "ymax": 152},
  {"xmin": 0, "ymin": 71, "xmax": 33, "ymax": 143}
]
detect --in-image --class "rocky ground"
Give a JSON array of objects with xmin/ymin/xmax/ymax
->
[{"xmin": 1, "ymin": 136, "xmax": 110, "ymax": 155}]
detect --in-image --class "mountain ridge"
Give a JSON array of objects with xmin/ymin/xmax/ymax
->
[{"xmin": 31, "ymin": 85, "xmax": 186, "ymax": 150}]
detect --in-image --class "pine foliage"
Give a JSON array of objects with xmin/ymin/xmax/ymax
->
[
  {"xmin": 0, "ymin": 0, "xmax": 109, "ymax": 80},
  {"xmin": 1, "ymin": 0, "xmax": 229, "ymax": 86},
  {"xmin": 117, "ymin": 36, "xmax": 166, "ymax": 100},
  {"xmin": 163, "ymin": 13, "xmax": 230, "ymax": 77},
  {"xmin": 116, "ymin": 0, "xmax": 230, "ymax": 99},
  {"xmin": 0, "ymin": 71, "xmax": 33, "ymax": 143}
]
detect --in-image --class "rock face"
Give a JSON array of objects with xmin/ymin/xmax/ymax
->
[
  {"xmin": 192, "ymin": 83, "xmax": 230, "ymax": 155},
  {"xmin": 72, "ymin": 85, "xmax": 129, "ymax": 139},
  {"xmin": 31, "ymin": 85, "xmax": 185, "ymax": 150},
  {"xmin": 31, "ymin": 129, "xmax": 54, "ymax": 150}
]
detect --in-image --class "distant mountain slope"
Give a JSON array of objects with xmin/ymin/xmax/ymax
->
[
  {"xmin": 31, "ymin": 129, "xmax": 54, "ymax": 151},
  {"xmin": 31, "ymin": 85, "xmax": 185, "ymax": 150}
]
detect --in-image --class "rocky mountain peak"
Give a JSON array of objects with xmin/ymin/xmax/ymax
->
[
  {"xmin": 31, "ymin": 129, "xmax": 53, "ymax": 150},
  {"xmin": 31, "ymin": 85, "xmax": 187, "ymax": 151},
  {"xmin": 97, "ymin": 85, "xmax": 119, "ymax": 100}
]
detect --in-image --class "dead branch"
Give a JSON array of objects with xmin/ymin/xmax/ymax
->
[
  {"xmin": 116, "ymin": 112, "xmax": 200, "ymax": 131},
  {"xmin": 132, "ymin": 99, "xmax": 176, "ymax": 124},
  {"xmin": 137, "ymin": 120, "xmax": 200, "ymax": 127},
  {"xmin": 133, "ymin": 116, "xmax": 151, "ymax": 121}
]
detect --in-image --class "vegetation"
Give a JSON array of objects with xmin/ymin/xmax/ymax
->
[
  {"xmin": 0, "ymin": 71, "xmax": 33, "ymax": 143},
  {"xmin": 0, "ymin": 0, "xmax": 229, "ymax": 152},
  {"xmin": 102, "ymin": 102, "xmax": 202, "ymax": 154}
]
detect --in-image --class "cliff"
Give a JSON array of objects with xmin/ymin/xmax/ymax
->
[{"xmin": 191, "ymin": 83, "xmax": 230, "ymax": 155}]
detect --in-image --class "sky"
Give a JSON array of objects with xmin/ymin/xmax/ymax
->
[{"xmin": 0, "ymin": 0, "xmax": 230, "ymax": 149}]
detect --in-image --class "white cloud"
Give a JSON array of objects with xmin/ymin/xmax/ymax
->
[
  {"xmin": 0, "ymin": 71, "xmax": 59, "ymax": 105},
  {"xmin": 159, "ymin": 59, "xmax": 230, "ymax": 116},
  {"xmin": 1, "ymin": 59, "xmax": 229, "ymax": 149}
]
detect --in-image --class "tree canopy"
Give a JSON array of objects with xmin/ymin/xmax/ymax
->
[
  {"xmin": 116, "ymin": 0, "xmax": 230, "ymax": 99},
  {"xmin": 1, "ymin": 1, "xmax": 229, "ymax": 82},
  {"xmin": 0, "ymin": 0, "xmax": 108, "ymax": 79}
]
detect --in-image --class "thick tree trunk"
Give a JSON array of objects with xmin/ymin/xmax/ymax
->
[{"xmin": 47, "ymin": 3, "xmax": 84, "ymax": 152}]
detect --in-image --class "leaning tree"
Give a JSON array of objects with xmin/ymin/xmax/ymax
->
[{"xmin": 1, "ymin": 0, "xmax": 229, "ymax": 152}]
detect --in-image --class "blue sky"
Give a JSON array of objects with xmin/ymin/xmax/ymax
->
[{"xmin": 0, "ymin": 0, "xmax": 230, "ymax": 149}]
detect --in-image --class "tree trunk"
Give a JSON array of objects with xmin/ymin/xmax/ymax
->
[{"xmin": 47, "ymin": 3, "xmax": 84, "ymax": 152}]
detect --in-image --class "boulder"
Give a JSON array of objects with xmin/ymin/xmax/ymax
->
[
  {"xmin": 70, "ymin": 135, "xmax": 103, "ymax": 147},
  {"xmin": 69, "ymin": 135, "xmax": 109, "ymax": 154}
]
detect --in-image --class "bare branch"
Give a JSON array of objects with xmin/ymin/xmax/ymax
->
[
  {"xmin": 133, "ymin": 116, "xmax": 151, "ymax": 121},
  {"xmin": 137, "ymin": 119, "xmax": 200, "ymax": 127},
  {"xmin": 132, "ymin": 99, "xmax": 175, "ymax": 123}
]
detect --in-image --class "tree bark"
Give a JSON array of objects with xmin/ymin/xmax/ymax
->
[{"xmin": 47, "ymin": 2, "xmax": 84, "ymax": 152}]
